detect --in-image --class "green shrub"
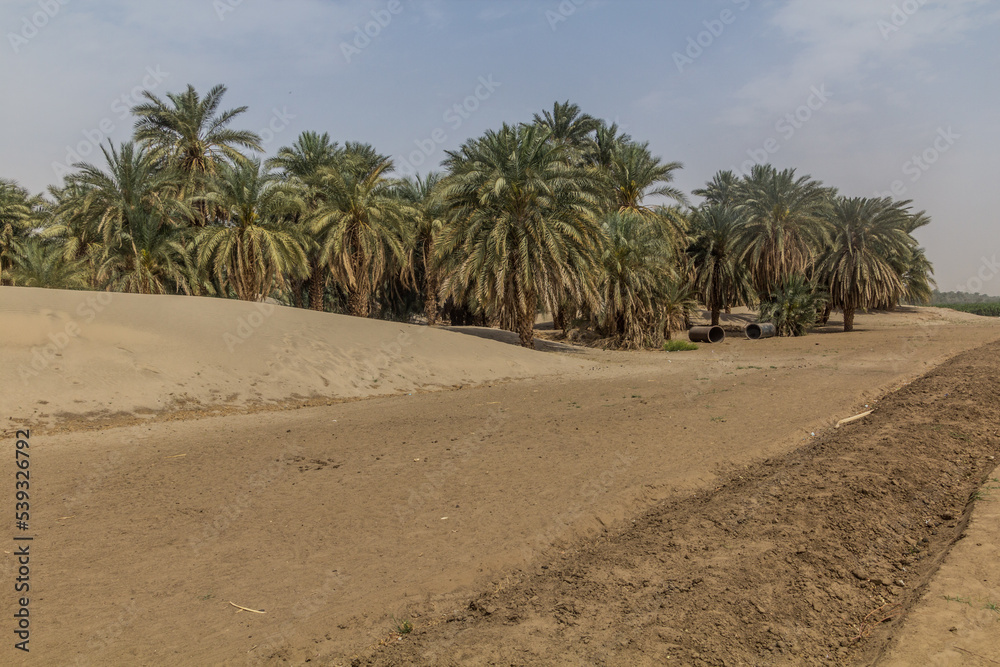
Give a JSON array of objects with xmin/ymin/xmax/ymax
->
[{"xmin": 759, "ymin": 276, "xmax": 827, "ymax": 336}]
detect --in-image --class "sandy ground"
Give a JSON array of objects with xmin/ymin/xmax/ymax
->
[
  {"xmin": 1, "ymin": 287, "xmax": 999, "ymax": 665},
  {"xmin": 878, "ymin": 465, "xmax": 1000, "ymax": 667},
  {"xmin": 364, "ymin": 339, "xmax": 1000, "ymax": 666}
]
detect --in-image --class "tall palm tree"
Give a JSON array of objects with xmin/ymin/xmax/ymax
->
[
  {"xmin": 437, "ymin": 123, "xmax": 605, "ymax": 347},
  {"xmin": 196, "ymin": 159, "xmax": 307, "ymax": 301},
  {"xmin": 311, "ymin": 144, "xmax": 413, "ymax": 318},
  {"xmin": 689, "ymin": 205, "xmax": 756, "ymax": 326},
  {"xmin": 393, "ymin": 172, "xmax": 446, "ymax": 324},
  {"xmin": 586, "ymin": 121, "xmax": 632, "ymax": 171},
  {"xmin": 132, "ymin": 84, "xmax": 263, "ymax": 176},
  {"xmin": 268, "ymin": 131, "xmax": 342, "ymax": 310},
  {"xmin": 0, "ymin": 179, "xmax": 33, "ymax": 286},
  {"xmin": 132, "ymin": 84, "xmax": 262, "ymax": 226},
  {"xmin": 818, "ymin": 197, "xmax": 912, "ymax": 331},
  {"xmin": 735, "ymin": 164, "xmax": 832, "ymax": 295}
]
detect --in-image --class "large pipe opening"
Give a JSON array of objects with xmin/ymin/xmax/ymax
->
[
  {"xmin": 688, "ymin": 325, "xmax": 725, "ymax": 344},
  {"xmin": 745, "ymin": 323, "xmax": 777, "ymax": 340}
]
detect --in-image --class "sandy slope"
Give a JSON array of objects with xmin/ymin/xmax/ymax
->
[{"xmin": 0, "ymin": 287, "xmax": 579, "ymax": 429}]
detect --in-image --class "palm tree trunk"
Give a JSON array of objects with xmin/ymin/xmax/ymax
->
[
  {"xmin": 349, "ymin": 273, "xmax": 371, "ymax": 318},
  {"xmin": 820, "ymin": 303, "xmax": 832, "ymax": 326},
  {"xmin": 423, "ymin": 240, "xmax": 439, "ymax": 325},
  {"xmin": 843, "ymin": 306, "xmax": 855, "ymax": 332},
  {"xmin": 517, "ymin": 303, "xmax": 536, "ymax": 348},
  {"xmin": 424, "ymin": 273, "xmax": 439, "ymax": 325},
  {"xmin": 309, "ymin": 263, "xmax": 325, "ymax": 312},
  {"xmin": 711, "ymin": 309, "xmax": 720, "ymax": 326}
]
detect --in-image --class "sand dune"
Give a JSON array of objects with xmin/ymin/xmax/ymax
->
[{"xmin": 0, "ymin": 287, "xmax": 579, "ymax": 429}]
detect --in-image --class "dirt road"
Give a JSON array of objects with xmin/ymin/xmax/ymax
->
[{"xmin": 2, "ymin": 308, "xmax": 997, "ymax": 665}]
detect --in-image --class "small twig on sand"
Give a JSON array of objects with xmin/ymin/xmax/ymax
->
[
  {"xmin": 836, "ymin": 411, "xmax": 874, "ymax": 428},
  {"xmin": 229, "ymin": 601, "xmax": 266, "ymax": 614}
]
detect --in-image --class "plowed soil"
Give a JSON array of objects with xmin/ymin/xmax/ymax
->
[{"xmin": 360, "ymin": 341, "xmax": 1000, "ymax": 666}]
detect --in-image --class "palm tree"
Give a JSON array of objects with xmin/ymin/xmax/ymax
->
[
  {"xmin": 689, "ymin": 205, "xmax": 755, "ymax": 326},
  {"xmin": 268, "ymin": 131, "xmax": 342, "ymax": 310},
  {"xmin": 68, "ymin": 142, "xmax": 188, "ymax": 251},
  {"xmin": 132, "ymin": 84, "xmax": 263, "ymax": 176},
  {"xmin": 132, "ymin": 84, "xmax": 262, "ymax": 225},
  {"xmin": 587, "ymin": 121, "xmax": 632, "ymax": 171},
  {"xmin": 393, "ymin": 172, "xmax": 446, "ymax": 324},
  {"xmin": 6, "ymin": 237, "xmax": 88, "ymax": 290},
  {"xmin": 437, "ymin": 123, "xmax": 605, "ymax": 347},
  {"xmin": 310, "ymin": 144, "xmax": 413, "ymax": 317},
  {"xmin": 818, "ymin": 197, "xmax": 911, "ymax": 331},
  {"xmin": 693, "ymin": 170, "xmax": 740, "ymax": 207},
  {"xmin": 660, "ymin": 276, "xmax": 699, "ymax": 341},
  {"xmin": 605, "ymin": 141, "xmax": 688, "ymax": 216},
  {"xmin": 735, "ymin": 164, "xmax": 832, "ymax": 295},
  {"xmin": 898, "ymin": 245, "xmax": 935, "ymax": 306},
  {"xmin": 533, "ymin": 101, "xmax": 601, "ymax": 162},
  {"xmin": 98, "ymin": 208, "xmax": 193, "ymax": 295},
  {"xmin": 0, "ymin": 179, "xmax": 33, "ymax": 286},
  {"xmin": 196, "ymin": 159, "xmax": 307, "ymax": 301},
  {"xmin": 597, "ymin": 211, "xmax": 677, "ymax": 347}
]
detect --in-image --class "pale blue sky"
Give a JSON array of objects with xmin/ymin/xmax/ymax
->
[{"xmin": 2, "ymin": 0, "xmax": 998, "ymax": 293}]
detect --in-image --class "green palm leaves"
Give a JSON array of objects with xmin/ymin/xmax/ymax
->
[
  {"xmin": 818, "ymin": 197, "xmax": 912, "ymax": 331},
  {"xmin": 311, "ymin": 144, "xmax": 413, "ymax": 317},
  {"xmin": 689, "ymin": 205, "xmax": 755, "ymax": 326},
  {"xmin": 437, "ymin": 123, "xmax": 605, "ymax": 347},
  {"xmin": 196, "ymin": 159, "xmax": 306, "ymax": 302},
  {"xmin": 0, "ymin": 179, "xmax": 34, "ymax": 286},
  {"xmin": 132, "ymin": 84, "xmax": 263, "ymax": 178}
]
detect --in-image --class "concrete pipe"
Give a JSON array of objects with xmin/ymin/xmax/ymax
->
[
  {"xmin": 688, "ymin": 325, "xmax": 725, "ymax": 344},
  {"xmin": 745, "ymin": 323, "xmax": 777, "ymax": 340}
]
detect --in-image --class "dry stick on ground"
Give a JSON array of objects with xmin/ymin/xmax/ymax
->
[
  {"xmin": 229, "ymin": 602, "xmax": 266, "ymax": 614},
  {"xmin": 835, "ymin": 410, "xmax": 874, "ymax": 428}
]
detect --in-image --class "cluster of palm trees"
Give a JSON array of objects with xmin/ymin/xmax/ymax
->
[{"xmin": 0, "ymin": 87, "xmax": 934, "ymax": 348}]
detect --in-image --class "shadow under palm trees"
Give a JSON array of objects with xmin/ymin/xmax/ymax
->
[{"xmin": 443, "ymin": 325, "xmax": 589, "ymax": 354}]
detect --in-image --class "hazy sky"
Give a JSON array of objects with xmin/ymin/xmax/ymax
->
[{"xmin": 2, "ymin": 0, "xmax": 998, "ymax": 294}]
